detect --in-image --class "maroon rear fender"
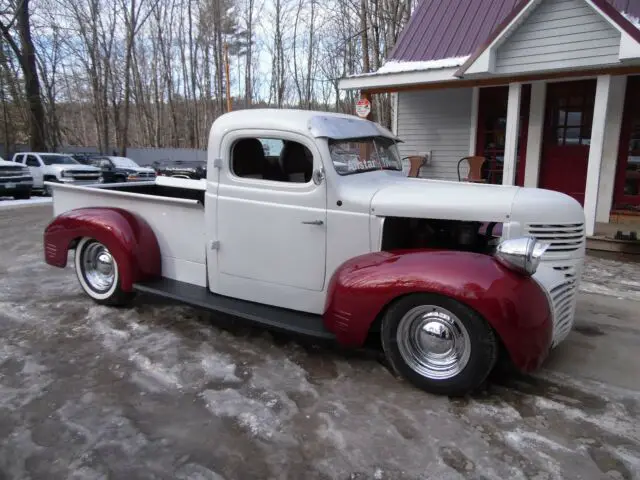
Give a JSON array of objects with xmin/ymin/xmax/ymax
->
[
  {"xmin": 323, "ymin": 250, "xmax": 553, "ymax": 372},
  {"xmin": 44, "ymin": 208, "xmax": 161, "ymax": 291}
]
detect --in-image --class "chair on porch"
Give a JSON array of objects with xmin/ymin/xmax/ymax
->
[
  {"xmin": 404, "ymin": 156, "xmax": 427, "ymax": 178},
  {"xmin": 457, "ymin": 156, "xmax": 486, "ymax": 183}
]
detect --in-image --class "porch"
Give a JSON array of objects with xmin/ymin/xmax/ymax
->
[
  {"xmin": 339, "ymin": 0, "xmax": 640, "ymax": 249},
  {"xmin": 388, "ymin": 73, "xmax": 640, "ymax": 247}
]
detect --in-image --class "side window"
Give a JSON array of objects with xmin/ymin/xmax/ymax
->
[
  {"xmin": 231, "ymin": 137, "xmax": 313, "ymax": 183},
  {"xmin": 26, "ymin": 155, "xmax": 40, "ymax": 167}
]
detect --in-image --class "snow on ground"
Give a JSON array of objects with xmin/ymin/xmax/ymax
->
[
  {"xmin": 0, "ymin": 196, "xmax": 52, "ymax": 209},
  {"xmin": 581, "ymin": 255, "xmax": 640, "ymax": 302},
  {"xmin": 0, "ymin": 206, "xmax": 639, "ymax": 479}
]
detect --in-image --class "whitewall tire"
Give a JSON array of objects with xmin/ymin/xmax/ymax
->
[{"xmin": 74, "ymin": 237, "xmax": 134, "ymax": 306}]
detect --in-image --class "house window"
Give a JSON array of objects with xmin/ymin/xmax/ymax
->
[
  {"xmin": 623, "ymin": 117, "xmax": 640, "ymax": 197},
  {"xmin": 554, "ymin": 94, "xmax": 593, "ymax": 146}
]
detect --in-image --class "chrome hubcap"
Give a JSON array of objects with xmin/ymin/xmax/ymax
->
[
  {"xmin": 81, "ymin": 242, "xmax": 115, "ymax": 292},
  {"xmin": 396, "ymin": 305, "xmax": 471, "ymax": 380}
]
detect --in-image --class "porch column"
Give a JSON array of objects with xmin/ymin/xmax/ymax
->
[
  {"xmin": 469, "ymin": 87, "xmax": 480, "ymax": 155},
  {"xmin": 523, "ymin": 82, "xmax": 546, "ymax": 188},
  {"xmin": 502, "ymin": 83, "xmax": 522, "ymax": 186},
  {"xmin": 584, "ymin": 75, "xmax": 614, "ymax": 237},
  {"xmin": 595, "ymin": 75, "xmax": 627, "ymax": 223}
]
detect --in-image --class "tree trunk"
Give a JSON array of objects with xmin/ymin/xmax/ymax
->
[{"xmin": 15, "ymin": 0, "xmax": 46, "ymax": 150}]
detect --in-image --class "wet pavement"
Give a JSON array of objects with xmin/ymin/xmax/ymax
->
[{"xmin": 1, "ymin": 205, "xmax": 639, "ymax": 480}]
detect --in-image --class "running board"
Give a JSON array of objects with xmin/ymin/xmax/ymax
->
[{"xmin": 132, "ymin": 277, "xmax": 335, "ymax": 340}]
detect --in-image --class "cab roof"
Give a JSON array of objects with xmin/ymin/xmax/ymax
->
[{"xmin": 210, "ymin": 108, "xmax": 399, "ymax": 141}]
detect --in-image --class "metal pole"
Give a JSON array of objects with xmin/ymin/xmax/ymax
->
[{"xmin": 225, "ymin": 42, "xmax": 232, "ymax": 112}]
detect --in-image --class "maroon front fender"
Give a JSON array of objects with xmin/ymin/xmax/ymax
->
[
  {"xmin": 44, "ymin": 208, "xmax": 161, "ymax": 291},
  {"xmin": 323, "ymin": 250, "xmax": 552, "ymax": 372}
]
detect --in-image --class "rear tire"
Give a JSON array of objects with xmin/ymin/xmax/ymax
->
[
  {"xmin": 381, "ymin": 293, "xmax": 498, "ymax": 396},
  {"xmin": 75, "ymin": 237, "xmax": 134, "ymax": 306}
]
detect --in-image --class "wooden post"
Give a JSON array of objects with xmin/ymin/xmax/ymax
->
[
  {"xmin": 502, "ymin": 82, "xmax": 522, "ymax": 186},
  {"xmin": 225, "ymin": 42, "xmax": 232, "ymax": 112}
]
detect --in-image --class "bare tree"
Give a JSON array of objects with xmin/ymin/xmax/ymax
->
[{"xmin": 0, "ymin": 0, "xmax": 46, "ymax": 150}]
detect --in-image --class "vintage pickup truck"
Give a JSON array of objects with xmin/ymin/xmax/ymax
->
[{"xmin": 43, "ymin": 109, "xmax": 586, "ymax": 396}]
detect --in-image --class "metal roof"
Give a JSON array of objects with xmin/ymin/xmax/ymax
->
[{"xmin": 390, "ymin": 0, "xmax": 640, "ymax": 63}]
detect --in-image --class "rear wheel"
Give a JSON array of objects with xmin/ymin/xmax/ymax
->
[
  {"xmin": 75, "ymin": 237, "xmax": 134, "ymax": 306},
  {"xmin": 381, "ymin": 293, "xmax": 498, "ymax": 396}
]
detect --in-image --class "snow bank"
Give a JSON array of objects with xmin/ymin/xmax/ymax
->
[{"xmin": 0, "ymin": 197, "xmax": 52, "ymax": 209}]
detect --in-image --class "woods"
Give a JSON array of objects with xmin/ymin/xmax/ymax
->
[{"xmin": 0, "ymin": 0, "xmax": 414, "ymax": 153}]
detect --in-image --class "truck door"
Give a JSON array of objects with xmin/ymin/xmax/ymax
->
[
  {"xmin": 212, "ymin": 131, "xmax": 327, "ymax": 309},
  {"xmin": 25, "ymin": 155, "xmax": 44, "ymax": 188}
]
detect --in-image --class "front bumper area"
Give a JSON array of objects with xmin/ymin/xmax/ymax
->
[
  {"xmin": 59, "ymin": 178, "xmax": 101, "ymax": 186},
  {"xmin": 533, "ymin": 258, "xmax": 582, "ymax": 347},
  {"xmin": 0, "ymin": 178, "xmax": 33, "ymax": 195}
]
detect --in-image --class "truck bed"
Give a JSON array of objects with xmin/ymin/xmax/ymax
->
[
  {"xmin": 105, "ymin": 178, "xmax": 206, "ymax": 204},
  {"xmin": 49, "ymin": 178, "xmax": 208, "ymax": 287}
]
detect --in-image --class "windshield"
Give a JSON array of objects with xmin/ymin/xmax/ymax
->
[
  {"xmin": 41, "ymin": 155, "xmax": 79, "ymax": 165},
  {"xmin": 110, "ymin": 157, "xmax": 140, "ymax": 168},
  {"xmin": 329, "ymin": 137, "xmax": 403, "ymax": 175}
]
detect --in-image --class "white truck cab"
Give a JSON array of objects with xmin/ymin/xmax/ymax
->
[
  {"xmin": 13, "ymin": 152, "xmax": 101, "ymax": 195},
  {"xmin": 43, "ymin": 109, "xmax": 586, "ymax": 396}
]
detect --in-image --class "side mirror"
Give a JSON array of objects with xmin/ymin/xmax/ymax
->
[{"xmin": 312, "ymin": 167, "xmax": 325, "ymax": 185}]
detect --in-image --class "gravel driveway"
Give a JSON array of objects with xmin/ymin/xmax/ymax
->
[{"xmin": 1, "ymin": 205, "xmax": 639, "ymax": 480}]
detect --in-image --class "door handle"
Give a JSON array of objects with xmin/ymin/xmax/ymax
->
[{"xmin": 301, "ymin": 220, "xmax": 324, "ymax": 225}]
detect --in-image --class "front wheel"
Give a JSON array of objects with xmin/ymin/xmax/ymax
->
[
  {"xmin": 74, "ymin": 237, "xmax": 134, "ymax": 306},
  {"xmin": 381, "ymin": 293, "xmax": 498, "ymax": 396}
]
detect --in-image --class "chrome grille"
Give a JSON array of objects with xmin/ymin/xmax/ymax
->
[
  {"xmin": 0, "ymin": 166, "xmax": 26, "ymax": 178},
  {"xmin": 549, "ymin": 266, "xmax": 578, "ymax": 345},
  {"xmin": 526, "ymin": 223, "xmax": 585, "ymax": 255}
]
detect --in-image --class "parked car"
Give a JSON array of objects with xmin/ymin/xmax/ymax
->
[
  {"xmin": 12, "ymin": 152, "xmax": 101, "ymax": 196},
  {"xmin": 69, "ymin": 154, "xmax": 126, "ymax": 184},
  {"xmin": 155, "ymin": 161, "xmax": 206, "ymax": 179},
  {"xmin": 43, "ymin": 109, "xmax": 586, "ymax": 396},
  {"xmin": 0, "ymin": 156, "xmax": 33, "ymax": 199},
  {"xmin": 103, "ymin": 156, "xmax": 156, "ymax": 182}
]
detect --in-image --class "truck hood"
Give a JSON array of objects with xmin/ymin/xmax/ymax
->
[
  {"xmin": 0, "ymin": 159, "xmax": 25, "ymax": 167},
  {"xmin": 369, "ymin": 176, "xmax": 520, "ymax": 222},
  {"xmin": 122, "ymin": 166, "xmax": 155, "ymax": 174},
  {"xmin": 48, "ymin": 164, "xmax": 100, "ymax": 173}
]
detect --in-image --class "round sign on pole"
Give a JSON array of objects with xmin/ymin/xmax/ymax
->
[{"xmin": 355, "ymin": 98, "xmax": 371, "ymax": 118}]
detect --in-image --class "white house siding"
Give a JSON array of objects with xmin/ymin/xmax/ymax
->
[
  {"xmin": 495, "ymin": 0, "xmax": 621, "ymax": 75},
  {"xmin": 396, "ymin": 88, "xmax": 473, "ymax": 180}
]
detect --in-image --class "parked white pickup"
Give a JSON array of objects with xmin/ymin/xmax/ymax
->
[{"xmin": 13, "ymin": 152, "xmax": 101, "ymax": 195}]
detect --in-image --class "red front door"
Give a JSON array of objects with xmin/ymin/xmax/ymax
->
[{"xmin": 539, "ymin": 80, "xmax": 596, "ymax": 205}]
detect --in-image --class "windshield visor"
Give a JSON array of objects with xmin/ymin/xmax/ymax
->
[{"xmin": 329, "ymin": 137, "xmax": 403, "ymax": 175}]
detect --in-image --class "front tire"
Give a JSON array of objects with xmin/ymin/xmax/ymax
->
[
  {"xmin": 75, "ymin": 237, "xmax": 134, "ymax": 306},
  {"xmin": 381, "ymin": 293, "xmax": 498, "ymax": 396}
]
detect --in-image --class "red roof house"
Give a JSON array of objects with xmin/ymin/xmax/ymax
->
[{"xmin": 340, "ymin": 0, "xmax": 640, "ymax": 237}]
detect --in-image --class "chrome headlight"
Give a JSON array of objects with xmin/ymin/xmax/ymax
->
[
  {"xmin": 21, "ymin": 167, "xmax": 30, "ymax": 174},
  {"xmin": 495, "ymin": 236, "xmax": 549, "ymax": 275},
  {"xmin": 61, "ymin": 170, "xmax": 73, "ymax": 178}
]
